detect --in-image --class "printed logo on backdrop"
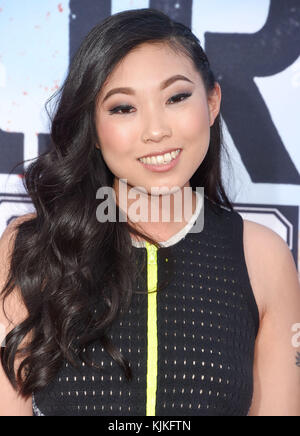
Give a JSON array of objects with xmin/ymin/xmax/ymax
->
[
  {"xmin": 234, "ymin": 202, "xmax": 299, "ymax": 268},
  {"xmin": 0, "ymin": 0, "xmax": 299, "ymax": 271},
  {"xmin": 0, "ymin": 194, "xmax": 35, "ymax": 230}
]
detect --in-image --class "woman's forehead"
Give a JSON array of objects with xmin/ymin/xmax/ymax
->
[{"xmin": 100, "ymin": 47, "xmax": 198, "ymax": 94}]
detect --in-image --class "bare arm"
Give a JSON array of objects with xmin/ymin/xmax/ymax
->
[
  {"xmin": 0, "ymin": 215, "xmax": 35, "ymax": 416},
  {"xmin": 244, "ymin": 220, "xmax": 300, "ymax": 416}
]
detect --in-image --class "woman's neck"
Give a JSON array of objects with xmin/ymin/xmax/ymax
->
[{"xmin": 113, "ymin": 178, "xmax": 197, "ymax": 243}]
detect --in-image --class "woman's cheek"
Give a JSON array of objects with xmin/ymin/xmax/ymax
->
[
  {"xmin": 99, "ymin": 122, "xmax": 134, "ymax": 157},
  {"xmin": 112, "ymin": 122, "xmax": 135, "ymax": 147},
  {"xmin": 177, "ymin": 104, "xmax": 209, "ymax": 139}
]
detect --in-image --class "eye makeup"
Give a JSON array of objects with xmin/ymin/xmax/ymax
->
[{"xmin": 108, "ymin": 92, "xmax": 193, "ymax": 115}]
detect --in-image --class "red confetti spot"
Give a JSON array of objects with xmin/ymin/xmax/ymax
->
[
  {"xmin": 23, "ymin": 91, "xmax": 28, "ymax": 95},
  {"xmin": 0, "ymin": 8, "xmax": 3, "ymax": 12},
  {"xmin": 58, "ymin": 3, "xmax": 63, "ymax": 13}
]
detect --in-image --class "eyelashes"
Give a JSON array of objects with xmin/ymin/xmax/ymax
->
[{"xmin": 108, "ymin": 92, "xmax": 192, "ymax": 115}]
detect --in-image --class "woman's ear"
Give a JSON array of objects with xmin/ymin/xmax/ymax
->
[{"xmin": 208, "ymin": 82, "xmax": 222, "ymax": 127}]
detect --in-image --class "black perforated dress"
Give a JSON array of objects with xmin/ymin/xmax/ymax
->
[{"xmin": 32, "ymin": 192, "xmax": 259, "ymax": 416}]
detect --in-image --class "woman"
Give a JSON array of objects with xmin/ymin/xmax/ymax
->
[{"xmin": 1, "ymin": 8, "xmax": 300, "ymax": 417}]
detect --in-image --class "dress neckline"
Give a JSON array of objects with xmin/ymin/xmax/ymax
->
[{"xmin": 131, "ymin": 190, "xmax": 203, "ymax": 248}]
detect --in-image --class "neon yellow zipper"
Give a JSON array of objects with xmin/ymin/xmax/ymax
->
[{"xmin": 145, "ymin": 241, "xmax": 158, "ymax": 416}]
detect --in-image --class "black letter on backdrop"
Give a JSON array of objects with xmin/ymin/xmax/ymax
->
[
  {"xmin": 205, "ymin": 0, "xmax": 300, "ymax": 184},
  {"xmin": 69, "ymin": 0, "xmax": 111, "ymax": 62},
  {"xmin": 0, "ymin": 129, "xmax": 24, "ymax": 175}
]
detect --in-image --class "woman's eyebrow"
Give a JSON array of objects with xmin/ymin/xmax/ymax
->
[{"xmin": 101, "ymin": 74, "xmax": 194, "ymax": 103}]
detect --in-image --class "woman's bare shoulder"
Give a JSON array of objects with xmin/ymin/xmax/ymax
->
[
  {"xmin": 0, "ymin": 213, "xmax": 36, "ymax": 327},
  {"xmin": 1, "ymin": 212, "xmax": 36, "ymax": 245},
  {"xmin": 2, "ymin": 212, "xmax": 37, "ymax": 234},
  {"xmin": 242, "ymin": 218, "xmax": 299, "ymax": 321},
  {"xmin": 0, "ymin": 213, "xmax": 35, "ymax": 416}
]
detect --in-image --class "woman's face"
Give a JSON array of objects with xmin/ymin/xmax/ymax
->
[{"xmin": 95, "ymin": 42, "xmax": 221, "ymax": 198}]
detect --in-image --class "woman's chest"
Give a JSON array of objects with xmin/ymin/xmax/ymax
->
[{"xmin": 33, "ymin": 282, "xmax": 257, "ymax": 416}]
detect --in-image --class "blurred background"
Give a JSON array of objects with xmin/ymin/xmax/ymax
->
[{"xmin": 0, "ymin": 0, "xmax": 299, "ymax": 273}]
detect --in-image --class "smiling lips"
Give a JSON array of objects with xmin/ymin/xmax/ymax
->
[{"xmin": 138, "ymin": 149, "xmax": 181, "ymax": 165}]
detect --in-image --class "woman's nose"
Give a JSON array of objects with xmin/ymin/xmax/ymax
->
[{"xmin": 141, "ymin": 115, "xmax": 172, "ymax": 143}]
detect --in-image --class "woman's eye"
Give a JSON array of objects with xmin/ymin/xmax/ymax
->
[
  {"xmin": 168, "ymin": 92, "xmax": 192, "ymax": 105},
  {"xmin": 108, "ymin": 92, "xmax": 192, "ymax": 115},
  {"xmin": 109, "ymin": 104, "xmax": 134, "ymax": 115}
]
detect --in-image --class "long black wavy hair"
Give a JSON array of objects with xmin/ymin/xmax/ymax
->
[{"xmin": 1, "ymin": 8, "xmax": 234, "ymax": 398}]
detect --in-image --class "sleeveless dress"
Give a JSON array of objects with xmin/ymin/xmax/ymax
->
[{"xmin": 32, "ymin": 192, "xmax": 259, "ymax": 416}]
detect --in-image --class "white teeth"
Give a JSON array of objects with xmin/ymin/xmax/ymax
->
[
  {"xmin": 156, "ymin": 155, "xmax": 164, "ymax": 164},
  {"xmin": 164, "ymin": 153, "xmax": 173, "ymax": 163},
  {"xmin": 139, "ymin": 149, "xmax": 180, "ymax": 165}
]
